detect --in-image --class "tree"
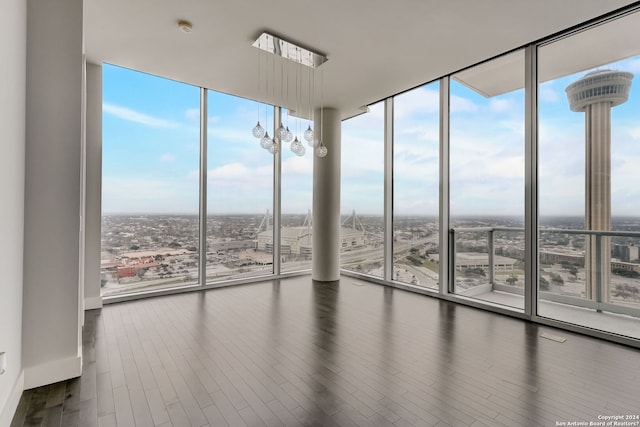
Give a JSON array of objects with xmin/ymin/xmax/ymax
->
[
  {"xmin": 464, "ymin": 267, "xmax": 485, "ymax": 276},
  {"xmin": 130, "ymin": 244, "xmax": 140, "ymax": 251},
  {"xmin": 406, "ymin": 255, "xmax": 422, "ymax": 266},
  {"xmin": 550, "ymin": 273, "xmax": 564, "ymax": 286},
  {"xmin": 539, "ymin": 276, "xmax": 550, "ymax": 291},
  {"xmin": 136, "ymin": 267, "xmax": 148, "ymax": 279},
  {"xmin": 612, "ymin": 268, "xmax": 640, "ymax": 278}
]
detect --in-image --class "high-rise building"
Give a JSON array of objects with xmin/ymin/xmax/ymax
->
[{"xmin": 565, "ymin": 70, "xmax": 633, "ymax": 302}]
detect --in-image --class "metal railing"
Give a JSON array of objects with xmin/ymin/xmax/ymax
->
[{"xmin": 450, "ymin": 226, "xmax": 640, "ymax": 318}]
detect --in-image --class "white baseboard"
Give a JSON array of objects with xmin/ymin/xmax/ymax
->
[
  {"xmin": 23, "ymin": 356, "xmax": 81, "ymax": 390},
  {"xmin": 84, "ymin": 296, "xmax": 102, "ymax": 310},
  {"xmin": 0, "ymin": 370, "xmax": 24, "ymax": 426}
]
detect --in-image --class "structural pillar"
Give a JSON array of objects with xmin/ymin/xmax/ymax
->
[
  {"xmin": 312, "ymin": 108, "xmax": 341, "ymax": 282},
  {"xmin": 23, "ymin": 0, "xmax": 83, "ymax": 388},
  {"xmin": 84, "ymin": 63, "xmax": 103, "ymax": 310}
]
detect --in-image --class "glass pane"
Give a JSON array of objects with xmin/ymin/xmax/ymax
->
[
  {"xmin": 449, "ymin": 50, "xmax": 525, "ymax": 310},
  {"xmin": 281, "ymin": 111, "xmax": 314, "ymax": 273},
  {"xmin": 393, "ymin": 82, "xmax": 440, "ymax": 289},
  {"xmin": 101, "ymin": 64, "xmax": 200, "ymax": 297},
  {"xmin": 206, "ymin": 91, "xmax": 274, "ymax": 282},
  {"xmin": 538, "ymin": 11, "xmax": 640, "ymax": 339},
  {"xmin": 341, "ymin": 101, "xmax": 385, "ymax": 277}
]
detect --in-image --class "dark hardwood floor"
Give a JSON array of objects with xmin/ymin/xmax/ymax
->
[{"xmin": 11, "ymin": 276, "xmax": 640, "ymax": 426}]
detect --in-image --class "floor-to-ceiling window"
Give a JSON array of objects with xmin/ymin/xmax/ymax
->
[
  {"xmin": 538, "ymin": 11, "xmax": 640, "ymax": 339},
  {"xmin": 341, "ymin": 101, "xmax": 385, "ymax": 278},
  {"xmin": 101, "ymin": 64, "xmax": 200, "ymax": 297},
  {"xmin": 449, "ymin": 50, "xmax": 526, "ymax": 309},
  {"xmin": 207, "ymin": 91, "xmax": 274, "ymax": 283},
  {"xmin": 100, "ymin": 6, "xmax": 640, "ymax": 347},
  {"xmin": 393, "ymin": 82, "xmax": 440, "ymax": 289},
  {"xmin": 280, "ymin": 110, "xmax": 314, "ymax": 273}
]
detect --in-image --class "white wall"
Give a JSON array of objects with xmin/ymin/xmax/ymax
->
[
  {"xmin": 22, "ymin": 0, "xmax": 84, "ymax": 389},
  {"xmin": 0, "ymin": 0, "xmax": 26, "ymax": 422},
  {"xmin": 85, "ymin": 63, "xmax": 103, "ymax": 310}
]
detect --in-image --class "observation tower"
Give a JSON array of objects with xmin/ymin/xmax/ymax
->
[{"xmin": 565, "ymin": 69, "xmax": 633, "ymax": 302}]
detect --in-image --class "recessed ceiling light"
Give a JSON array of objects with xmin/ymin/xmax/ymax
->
[{"xmin": 178, "ymin": 20, "xmax": 193, "ymax": 33}]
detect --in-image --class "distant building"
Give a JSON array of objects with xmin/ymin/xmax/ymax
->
[
  {"xmin": 610, "ymin": 260, "xmax": 640, "ymax": 274},
  {"xmin": 100, "ymin": 255, "xmax": 159, "ymax": 280},
  {"xmin": 257, "ymin": 226, "xmax": 365, "ymax": 257},
  {"xmin": 256, "ymin": 210, "xmax": 366, "ymax": 257},
  {"xmin": 455, "ymin": 253, "xmax": 517, "ymax": 271},
  {"xmin": 566, "ymin": 69, "xmax": 633, "ymax": 301},
  {"xmin": 612, "ymin": 244, "xmax": 639, "ymax": 262},
  {"xmin": 539, "ymin": 250, "xmax": 584, "ymax": 266},
  {"xmin": 257, "ymin": 227, "xmax": 311, "ymax": 256},
  {"xmin": 431, "ymin": 253, "xmax": 517, "ymax": 271}
]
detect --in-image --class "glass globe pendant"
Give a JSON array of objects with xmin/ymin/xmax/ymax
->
[
  {"xmin": 252, "ymin": 121, "xmax": 266, "ymax": 139},
  {"xmin": 275, "ymin": 123, "xmax": 286, "ymax": 140},
  {"xmin": 284, "ymin": 127, "xmax": 294, "ymax": 143},
  {"xmin": 260, "ymin": 132, "xmax": 273, "ymax": 150},
  {"xmin": 304, "ymin": 125, "xmax": 314, "ymax": 146},
  {"xmin": 296, "ymin": 144, "xmax": 306, "ymax": 157},
  {"xmin": 290, "ymin": 137, "xmax": 302, "ymax": 155},
  {"xmin": 268, "ymin": 139, "xmax": 280, "ymax": 154},
  {"xmin": 315, "ymin": 142, "xmax": 328, "ymax": 158}
]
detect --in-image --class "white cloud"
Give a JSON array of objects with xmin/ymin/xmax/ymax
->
[
  {"xmin": 489, "ymin": 98, "xmax": 512, "ymax": 113},
  {"xmin": 185, "ymin": 108, "xmax": 200, "ymax": 121},
  {"xmin": 204, "ymin": 162, "xmax": 272, "ymax": 190},
  {"xmin": 630, "ymin": 127, "xmax": 640, "ymax": 140},
  {"xmin": 282, "ymin": 155, "xmax": 313, "ymax": 177},
  {"xmin": 397, "ymin": 125, "xmax": 439, "ymax": 142},
  {"xmin": 159, "ymin": 154, "xmax": 175, "ymax": 163},
  {"xmin": 624, "ymin": 58, "xmax": 640, "ymax": 73},
  {"xmin": 450, "ymin": 94, "xmax": 479, "ymax": 113},
  {"xmin": 103, "ymin": 103, "xmax": 179, "ymax": 128},
  {"xmin": 540, "ymin": 87, "xmax": 560, "ymax": 103},
  {"xmin": 499, "ymin": 119, "xmax": 525, "ymax": 138},
  {"xmin": 341, "ymin": 133, "xmax": 385, "ymax": 178},
  {"xmin": 102, "ymin": 176, "xmax": 198, "ymax": 213},
  {"xmin": 209, "ymin": 126, "xmax": 257, "ymax": 145},
  {"xmin": 394, "ymin": 87, "xmax": 440, "ymax": 118}
]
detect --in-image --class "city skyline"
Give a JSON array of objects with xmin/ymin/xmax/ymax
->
[{"xmin": 103, "ymin": 56, "xmax": 640, "ymax": 216}]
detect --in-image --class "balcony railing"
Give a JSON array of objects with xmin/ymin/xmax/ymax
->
[{"xmin": 450, "ymin": 227, "xmax": 640, "ymax": 319}]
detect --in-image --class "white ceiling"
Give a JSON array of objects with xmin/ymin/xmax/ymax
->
[
  {"xmin": 453, "ymin": 10, "xmax": 640, "ymax": 97},
  {"xmin": 84, "ymin": 0, "xmax": 637, "ymax": 119}
]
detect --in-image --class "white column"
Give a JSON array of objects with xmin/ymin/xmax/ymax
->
[
  {"xmin": 23, "ymin": 0, "xmax": 83, "ymax": 389},
  {"xmin": 84, "ymin": 63, "xmax": 103, "ymax": 309},
  {"xmin": 312, "ymin": 108, "xmax": 341, "ymax": 282}
]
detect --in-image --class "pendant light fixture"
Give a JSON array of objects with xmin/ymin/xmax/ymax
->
[{"xmin": 251, "ymin": 32, "xmax": 328, "ymax": 157}]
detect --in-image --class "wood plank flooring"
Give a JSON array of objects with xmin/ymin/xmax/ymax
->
[{"xmin": 11, "ymin": 276, "xmax": 640, "ymax": 426}]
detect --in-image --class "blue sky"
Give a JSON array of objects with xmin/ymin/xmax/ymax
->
[{"xmin": 102, "ymin": 54, "xmax": 640, "ymax": 217}]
